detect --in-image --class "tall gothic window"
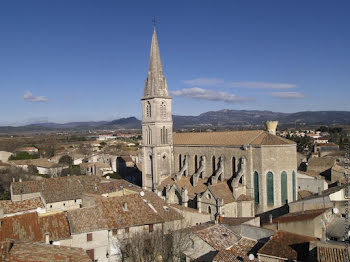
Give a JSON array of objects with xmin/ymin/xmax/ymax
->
[
  {"xmin": 232, "ymin": 157, "xmax": 236, "ymax": 175},
  {"xmin": 160, "ymin": 126, "xmax": 167, "ymax": 144},
  {"xmin": 146, "ymin": 102, "xmax": 151, "ymax": 117},
  {"xmin": 266, "ymin": 171, "xmax": 274, "ymax": 205},
  {"xmin": 254, "ymin": 171, "xmax": 259, "ymax": 204},
  {"xmin": 281, "ymin": 171, "xmax": 288, "ymax": 204},
  {"xmin": 194, "ymin": 155, "xmax": 198, "ymax": 172},
  {"xmin": 292, "ymin": 171, "xmax": 296, "ymax": 201},
  {"xmin": 212, "ymin": 156, "xmax": 216, "ymax": 174},
  {"xmin": 160, "ymin": 102, "xmax": 166, "ymax": 118},
  {"xmin": 147, "ymin": 128, "xmax": 152, "ymax": 144},
  {"xmin": 179, "ymin": 154, "xmax": 182, "ymax": 171}
]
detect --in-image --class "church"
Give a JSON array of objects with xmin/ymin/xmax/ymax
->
[{"xmin": 141, "ymin": 28, "xmax": 298, "ymax": 217}]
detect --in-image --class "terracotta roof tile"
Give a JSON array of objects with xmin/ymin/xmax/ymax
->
[
  {"xmin": 4, "ymin": 242, "xmax": 92, "ymax": 262},
  {"xmin": 173, "ymin": 130, "xmax": 295, "ymax": 146},
  {"xmin": 213, "ymin": 237, "xmax": 259, "ymax": 261},
  {"xmin": 0, "ymin": 198, "xmax": 44, "ymax": 215},
  {"xmin": 194, "ymin": 224, "xmax": 240, "ymax": 250},
  {"xmin": 0, "ymin": 212, "xmax": 71, "ymax": 242},
  {"xmin": 317, "ymin": 241, "xmax": 349, "ymax": 262},
  {"xmin": 272, "ymin": 208, "xmax": 328, "ymax": 224},
  {"xmin": 11, "ymin": 176, "xmax": 138, "ymax": 203},
  {"xmin": 208, "ymin": 183, "xmax": 235, "ymax": 204},
  {"xmin": 258, "ymin": 231, "xmax": 317, "ymax": 260},
  {"xmin": 220, "ymin": 217, "xmax": 255, "ymax": 226}
]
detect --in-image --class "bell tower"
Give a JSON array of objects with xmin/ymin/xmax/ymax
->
[{"xmin": 141, "ymin": 28, "xmax": 173, "ymax": 190}]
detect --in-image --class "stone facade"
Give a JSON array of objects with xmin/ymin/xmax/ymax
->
[{"xmin": 141, "ymin": 29, "xmax": 298, "ymax": 216}]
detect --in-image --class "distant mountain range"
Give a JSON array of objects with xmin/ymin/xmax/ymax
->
[{"xmin": 1, "ymin": 110, "xmax": 350, "ymax": 133}]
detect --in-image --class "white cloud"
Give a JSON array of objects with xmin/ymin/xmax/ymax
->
[
  {"xmin": 227, "ymin": 81, "xmax": 297, "ymax": 89},
  {"xmin": 184, "ymin": 78, "xmax": 297, "ymax": 89},
  {"xmin": 171, "ymin": 87, "xmax": 253, "ymax": 103},
  {"xmin": 183, "ymin": 78, "xmax": 224, "ymax": 86},
  {"xmin": 270, "ymin": 92, "xmax": 305, "ymax": 99},
  {"xmin": 23, "ymin": 91, "xmax": 49, "ymax": 102}
]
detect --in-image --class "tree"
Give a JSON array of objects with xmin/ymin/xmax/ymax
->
[
  {"xmin": 59, "ymin": 155, "xmax": 73, "ymax": 166},
  {"xmin": 9, "ymin": 152, "xmax": 38, "ymax": 160},
  {"xmin": 117, "ymin": 226, "xmax": 191, "ymax": 262}
]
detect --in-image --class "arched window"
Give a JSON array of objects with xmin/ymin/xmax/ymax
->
[
  {"xmin": 208, "ymin": 206, "xmax": 211, "ymax": 214},
  {"xmin": 179, "ymin": 154, "xmax": 182, "ymax": 171},
  {"xmin": 232, "ymin": 157, "xmax": 236, "ymax": 175},
  {"xmin": 212, "ymin": 156, "xmax": 216, "ymax": 174},
  {"xmin": 146, "ymin": 102, "xmax": 151, "ymax": 117},
  {"xmin": 292, "ymin": 171, "xmax": 296, "ymax": 201},
  {"xmin": 160, "ymin": 102, "xmax": 166, "ymax": 118},
  {"xmin": 194, "ymin": 155, "xmax": 198, "ymax": 172},
  {"xmin": 254, "ymin": 172, "xmax": 259, "ymax": 204},
  {"xmin": 165, "ymin": 129, "xmax": 168, "ymax": 144},
  {"xmin": 160, "ymin": 128, "xmax": 163, "ymax": 144},
  {"xmin": 266, "ymin": 172, "xmax": 274, "ymax": 205},
  {"xmin": 148, "ymin": 128, "xmax": 152, "ymax": 144},
  {"xmin": 281, "ymin": 171, "xmax": 288, "ymax": 204}
]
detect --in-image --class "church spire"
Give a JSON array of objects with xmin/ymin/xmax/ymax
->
[{"xmin": 143, "ymin": 28, "xmax": 170, "ymax": 99}]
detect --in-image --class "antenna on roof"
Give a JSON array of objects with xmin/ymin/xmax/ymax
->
[
  {"xmin": 140, "ymin": 191, "xmax": 145, "ymax": 197},
  {"xmin": 152, "ymin": 17, "xmax": 158, "ymax": 28}
]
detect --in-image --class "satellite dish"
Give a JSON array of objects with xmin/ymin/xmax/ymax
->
[
  {"xmin": 36, "ymin": 207, "xmax": 41, "ymax": 213},
  {"xmin": 333, "ymin": 207, "xmax": 339, "ymax": 214},
  {"xmin": 157, "ymin": 191, "xmax": 162, "ymax": 197},
  {"xmin": 248, "ymin": 254, "xmax": 255, "ymax": 260},
  {"xmin": 140, "ymin": 191, "xmax": 145, "ymax": 197},
  {"xmin": 106, "ymin": 176, "xmax": 110, "ymax": 179}
]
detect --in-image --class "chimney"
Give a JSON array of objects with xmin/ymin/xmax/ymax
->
[
  {"xmin": 12, "ymin": 178, "xmax": 15, "ymax": 182},
  {"xmin": 269, "ymin": 214, "xmax": 273, "ymax": 224},
  {"xmin": 19, "ymin": 178, "xmax": 22, "ymax": 182},
  {"xmin": 45, "ymin": 233, "xmax": 50, "ymax": 244},
  {"xmin": 265, "ymin": 121, "xmax": 278, "ymax": 135}
]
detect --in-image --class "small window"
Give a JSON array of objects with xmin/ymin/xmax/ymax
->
[
  {"xmin": 87, "ymin": 233, "xmax": 93, "ymax": 242},
  {"xmin": 86, "ymin": 249, "xmax": 94, "ymax": 261},
  {"xmin": 149, "ymin": 224, "xmax": 154, "ymax": 233},
  {"xmin": 63, "ymin": 203, "xmax": 66, "ymax": 206},
  {"xmin": 206, "ymin": 193, "xmax": 211, "ymax": 200},
  {"xmin": 50, "ymin": 205, "xmax": 52, "ymax": 208},
  {"xmin": 74, "ymin": 199, "xmax": 77, "ymax": 203},
  {"xmin": 124, "ymin": 227, "xmax": 129, "ymax": 234},
  {"xmin": 112, "ymin": 229, "xmax": 118, "ymax": 236},
  {"xmin": 208, "ymin": 206, "xmax": 212, "ymax": 214}
]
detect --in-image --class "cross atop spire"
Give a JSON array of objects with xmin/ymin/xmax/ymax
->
[{"xmin": 143, "ymin": 28, "xmax": 170, "ymax": 99}]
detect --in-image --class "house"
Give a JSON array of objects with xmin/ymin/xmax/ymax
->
[
  {"xmin": 0, "ymin": 211, "xmax": 71, "ymax": 244},
  {"xmin": 0, "ymin": 241, "xmax": 92, "ymax": 262},
  {"xmin": 314, "ymin": 142, "xmax": 339, "ymax": 157},
  {"xmin": 183, "ymin": 223, "xmax": 241, "ymax": 261},
  {"xmin": 263, "ymin": 208, "xmax": 334, "ymax": 239},
  {"xmin": 315, "ymin": 241, "xmax": 350, "ymax": 262},
  {"xmin": 9, "ymin": 159, "xmax": 69, "ymax": 177},
  {"xmin": 0, "ymin": 197, "xmax": 44, "ymax": 217},
  {"xmin": 297, "ymin": 171, "xmax": 328, "ymax": 194},
  {"xmin": 10, "ymin": 176, "xmax": 141, "ymax": 212},
  {"xmin": 80, "ymin": 162, "xmax": 113, "ymax": 176},
  {"xmin": 257, "ymin": 231, "xmax": 317, "ymax": 261},
  {"xmin": 62, "ymin": 191, "xmax": 183, "ymax": 262},
  {"xmin": 15, "ymin": 146, "xmax": 39, "ymax": 154}
]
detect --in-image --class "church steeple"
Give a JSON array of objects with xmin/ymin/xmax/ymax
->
[{"xmin": 143, "ymin": 28, "xmax": 170, "ymax": 99}]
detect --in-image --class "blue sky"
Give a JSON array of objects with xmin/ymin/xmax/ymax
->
[{"xmin": 1, "ymin": 0, "xmax": 349, "ymax": 125}]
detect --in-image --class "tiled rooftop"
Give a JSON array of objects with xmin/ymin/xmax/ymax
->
[
  {"xmin": 0, "ymin": 212, "xmax": 70, "ymax": 243},
  {"xmin": 11, "ymin": 176, "xmax": 139, "ymax": 203},
  {"xmin": 0, "ymin": 197, "xmax": 44, "ymax": 215},
  {"xmin": 194, "ymin": 224, "xmax": 240, "ymax": 250},
  {"xmin": 213, "ymin": 237, "xmax": 259, "ymax": 261},
  {"xmin": 272, "ymin": 208, "xmax": 329, "ymax": 224},
  {"xmin": 316, "ymin": 241, "xmax": 349, "ymax": 262},
  {"xmin": 67, "ymin": 192, "xmax": 183, "ymax": 234},
  {"xmin": 258, "ymin": 231, "xmax": 317, "ymax": 260},
  {"xmin": 173, "ymin": 130, "xmax": 295, "ymax": 146},
  {"xmin": 3, "ymin": 242, "xmax": 92, "ymax": 262}
]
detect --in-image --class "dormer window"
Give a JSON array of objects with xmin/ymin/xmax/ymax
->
[{"xmin": 122, "ymin": 202, "xmax": 128, "ymax": 211}]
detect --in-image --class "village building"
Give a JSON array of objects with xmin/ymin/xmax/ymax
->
[
  {"xmin": 8, "ymin": 159, "xmax": 69, "ymax": 177},
  {"xmin": 0, "ymin": 241, "xmax": 92, "ymax": 262},
  {"xmin": 0, "ymin": 197, "xmax": 44, "ymax": 217},
  {"xmin": 257, "ymin": 231, "xmax": 317, "ymax": 261},
  {"xmin": 10, "ymin": 176, "xmax": 141, "ymax": 212},
  {"xmin": 141, "ymin": 28, "xmax": 298, "ymax": 217},
  {"xmin": 15, "ymin": 146, "xmax": 39, "ymax": 154},
  {"xmin": 80, "ymin": 162, "xmax": 113, "ymax": 176}
]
